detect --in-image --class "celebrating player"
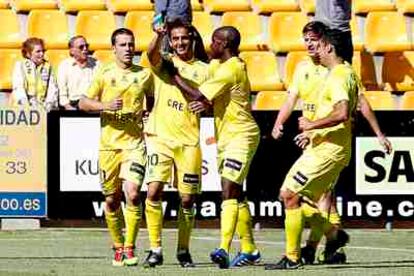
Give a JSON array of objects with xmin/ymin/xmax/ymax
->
[
  {"xmin": 79, "ymin": 28, "xmax": 153, "ymax": 267},
  {"xmin": 167, "ymin": 26, "xmax": 261, "ymax": 269},
  {"xmin": 143, "ymin": 20, "xmax": 209, "ymax": 268}
]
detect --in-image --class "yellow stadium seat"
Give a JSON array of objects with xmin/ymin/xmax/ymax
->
[
  {"xmin": 0, "ymin": 10, "xmax": 22, "ymax": 48},
  {"xmin": 0, "ymin": 0, "xmax": 9, "ymax": 9},
  {"xmin": 124, "ymin": 11, "xmax": 154, "ymax": 52},
  {"xmin": 251, "ymin": 0, "xmax": 300, "ymax": 13},
  {"xmin": 203, "ymin": 0, "xmax": 250, "ymax": 12},
  {"xmin": 254, "ymin": 91, "xmax": 288, "ymax": 110},
  {"xmin": 352, "ymin": 51, "xmax": 378, "ymax": 91},
  {"xmin": 350, "ymin": 17, "xmax": 363, "ymax": 51},
  {"xmin": 76, "ymin": 11, "xmax": 116, "ymax": 50},
  {"xmin": 400, "ymin": 91, "xmax": 414, "ymax": 109},
  {"xmin": 138, "ymin": 51, "xmax": 151, "ymax": 67},
  {"xmin": 93, "ymin": 50, "xmax": 114, "ymax": 64},
  {"xmin": 239, "ymin": 51, "xmax": 284, "ymax": 92},
  {"xmin": 362, "ymin": 91, "xmax": 395, "ymax": 110},
  {"xmin": 299, "ymin": 0, "xmax": 315, "ymax": 14},
  {"xmin": 364, "ymin": 12, "xmax": 410, "ymax": 53},
  {"xmin": 45, "ymin": 49, "xmax": 69, "ymax": 68},
  {"xmin": 106, "ymin": 0, "xmax": 153, "ymax": 13},
  {"xmin": 192, "ymin": 12, "xmax": 214, "ymax": 49},
  {"xmin": 284, "ymin": 51, "xmax": 308, "ymax": 88},
  {"xmin": 59, "ymin": 0, "xmax": 106, "ymax": 12},
  {"xmin": 269, "ymin": 12, "xmax": 308, "ymax": 53},
  {"xmin": 191, "ymin": 0, "xmax": 203, "ymax": 11},
  {"xmin": 0, "ymin": 49, "xmax": 21, "ymax": 90},
  {"xmin": 396, "ymin": 0, "xmax": 414, "ymax": 13},
  {"xmin": 353, "ymin": 0, "xmax": 396, "ymax": 13},
  {"xmin": 382, "ymin": 51, "xmax": 414, "ymax": 92},
  {"xmin": 28, "ymin": 10, "xmax": 69, "ymax": 49},
  {"xmin": 10, "ymin": 0, "xmax": 57, "ymax": 12},
  {"xmin": 221, "ymin": 12, "xmax": 267, "ymax": 51}
]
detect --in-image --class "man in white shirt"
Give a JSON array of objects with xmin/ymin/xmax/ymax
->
[{"xmin": 58, "ymin": 36, "xmax": 99, "ymax": 110}]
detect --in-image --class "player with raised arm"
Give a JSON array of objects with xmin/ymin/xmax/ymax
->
[
  {"xmin": 167, "ymin": 26, "xmax": 261, "ymax": 269},
  {"xmin": 143, "ymin": 20, "xmax": 209, "ymax": 268},
  {"xmin": 79, "ymin": 28, "xmax": 153, "ymax": 267}
]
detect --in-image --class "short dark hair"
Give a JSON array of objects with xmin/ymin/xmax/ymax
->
[
  {"xmin": 167, "ymin": 19, "xmax": 193, "ymax": 38},
  {"xmin": 68, "ymin": 35, "xmax": 86, "ymax": 48},
  {"xmin": 111, "ymin": 28, "xmax": 134, "ymax": 46},
  {"xmin": 320, "ymin": 28, "xmax": 344, "ymax": 56},
  {"xmin": 214, "ymin": 26, "xmax": 241, "ymax": 55},
  {"xmin": 302, "ymin": 21, "xmax": 329, "ymax": 38}
]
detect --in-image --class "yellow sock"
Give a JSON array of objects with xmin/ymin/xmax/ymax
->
[
  {"xmin": 302, "ymin": 203, "xmax": 324, "ymax": 245},
  {"xmin": 124, "ymin": 203, "xmax": 142, "ymax": 248},
  {"xmin": 285, "ymin": 208, "xmax": 304, "ymax": 262},
  {"xmin": 145, "ymin": 199, "xmax": 163, "ymax": 249},
  {"xmin": 105, "ymin": 207, "xmax": 124, "ymax": 248},
  {"xmin": 177, "ymin": 206, "xmax": 195, "ymax": 251},
  {"xmin": 236, "ymin": 200, "xmax": 256, "ymax": 254},
  {"xmin": 219, "ymin": 199, "xmax": 239, "ymax": 253}
]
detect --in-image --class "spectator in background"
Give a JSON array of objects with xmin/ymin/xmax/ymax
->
[
  {"xmin": 315, "ymin": 0, "xmax": 353, "ymax": 64},
  {"xmin": 12, "ymin": 37, "xmax": 58, "ymax": 111},
  {"xmin": 58, "ymin": 36, "xmax": 99, "ymax": 110}
]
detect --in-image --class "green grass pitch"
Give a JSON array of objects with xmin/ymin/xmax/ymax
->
[{"xmin": 0, "ymin": 228, "xmax": 413, "ymax": 275}]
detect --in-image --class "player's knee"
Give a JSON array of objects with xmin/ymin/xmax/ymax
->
[
  {"xmin": 105, "ymin": 195, "xmax": 121, "ymax": 211},
  {"xmin": 279, "ymin": 189, "xmax": 300, "ymax": 209},
  {"xmin": 180, "ymin": 194, "xmax": 195, "ymax": 209},
  {"xmin": 147, "ymin": 182, "xmax": 163, "ymax": 201},
  {"xmin": 221, "ymin": 179, "xmax": 242, "ymax": 200}
]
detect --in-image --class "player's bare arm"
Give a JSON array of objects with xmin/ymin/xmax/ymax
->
[
  {"xmin": 272, "ymin": 92, "xmax": 299, "ymax": 140},
  {"xmin": 358, "ymin": 94, "xmax": 392, "ymax": 154},
  {"xmin": 147, "ymin": 27, "xmax": 166, "ymax": 67},
  {"xmin": 299, "ymin": 100, "xmax": 349, "ymax": 131},
  {"xmin": 79, "ymin": 96, "xmax": 123, "ymax": 112}
]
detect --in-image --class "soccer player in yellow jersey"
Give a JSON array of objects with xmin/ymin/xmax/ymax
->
[
  {"xmin": 143, "ymin": 20, "xmax": 209, "ymax": 268},
  {"xmin": 168, "ymin": 26, "xmax": 261, "ymax": 269},
  {"xmin": 266, "ymin": 28, "xmax": 361, "ymax": 270},
  {"xmin": 270, "ymin": 21, "xmax": 392, "ymax": 266},
  {"xmin": 79, "ymin": 28, "xmax": 153, "ymax": 267}
]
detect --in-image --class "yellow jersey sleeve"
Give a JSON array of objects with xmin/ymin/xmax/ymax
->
[{"xmin": 198, "ymin": 60, "xmax": 234, "ymax": 101}]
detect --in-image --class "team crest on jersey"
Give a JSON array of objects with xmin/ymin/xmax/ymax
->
[
  {"xmin": 133, "ymin": 77, "xmax": 138, "ymax": 84},
  {"xmin": 111, "ymin": 78, "xmax": 116, "ymax": 87}
]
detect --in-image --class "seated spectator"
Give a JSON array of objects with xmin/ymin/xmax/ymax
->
[
  {"xmin": 58, "ymin": 36, "xmax": 99, "ymax": 110},
  {"xmin": 12, "ymin": 37, "xmax": 58, "ymax": 112}
]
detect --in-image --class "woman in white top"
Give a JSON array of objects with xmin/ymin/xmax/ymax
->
[{"xmin": 12, "ymin": 37, "xmax": 58, "ymax": 111}]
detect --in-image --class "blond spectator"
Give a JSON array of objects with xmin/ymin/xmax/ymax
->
[
  {"xmin": 12, "ymin": 37, "xmax": 58, "ymax": 111},
  {"xmin": 58, "ymin": 36, "xmax": 99, "ymax": 110}
]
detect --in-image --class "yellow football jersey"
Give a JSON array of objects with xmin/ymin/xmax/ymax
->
[
  {"xmin": 310, "ymin": 63, "xmax": 359, "ymax": 165},
  {"xmin": 86, "ymin": 62, "xmax": 153, "ymax": 150},
  {"xmin": 289, "ymin": 58, "xmax": 328, "ymax": 120},
  {"xmin": 199, "ymin": 57, "xmax": 260, "ymax": 148},
  {"xmin": 145, "ymin": 56, "xmax": 209, "ymax": 146}
]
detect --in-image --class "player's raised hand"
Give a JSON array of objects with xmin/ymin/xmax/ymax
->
[
  {"xmin": 298, "ymin": 116, "xmax": 312, "ymax": 131},
  {"xmin": 293, "ymin": 132, "xmax": 310, "ymax": 149},
  {"xmin": 378, "ymin": 135, "xmax": 392, "ymax": 155},
  {"xmin": 271, "ymin": 124, "xmax": 284, "ymax": 140},
  {"xmin": 104, "ymin": 98, "xmax": 123, "ymax": 111},
  {"xmin": 189, "ymin": 101, "xmax": 209, "ymax": 114}
]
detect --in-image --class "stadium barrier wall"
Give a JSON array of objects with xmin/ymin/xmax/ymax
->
[{"xmin": 47, "ymin": 111, "xmax": 414, "ymax": 226}]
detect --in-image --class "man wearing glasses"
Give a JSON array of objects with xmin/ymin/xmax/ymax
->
[{"xmin": 58, "ymin": 35, "xmax": 99, "ymax": 110}]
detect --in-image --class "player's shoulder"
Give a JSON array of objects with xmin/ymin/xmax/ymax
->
[{"xmin": 98, "ymin": 62, "xmax": 116, "ymax": 75}]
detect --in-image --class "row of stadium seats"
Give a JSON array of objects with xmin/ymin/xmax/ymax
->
[
  {"xmin": 253, "ymin": 90, "xmax": 414, "ymax": 110},
  {"xmin": 1, "ymin": 0, "xmax": 414, "ymax": 14},
  {"xmin": 1, "ymin": 48, "xmax": 413, "ymax": 94},
  {"xmin": 1, "ymin": 10, "xmax": 414, "ymax": 53}
]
